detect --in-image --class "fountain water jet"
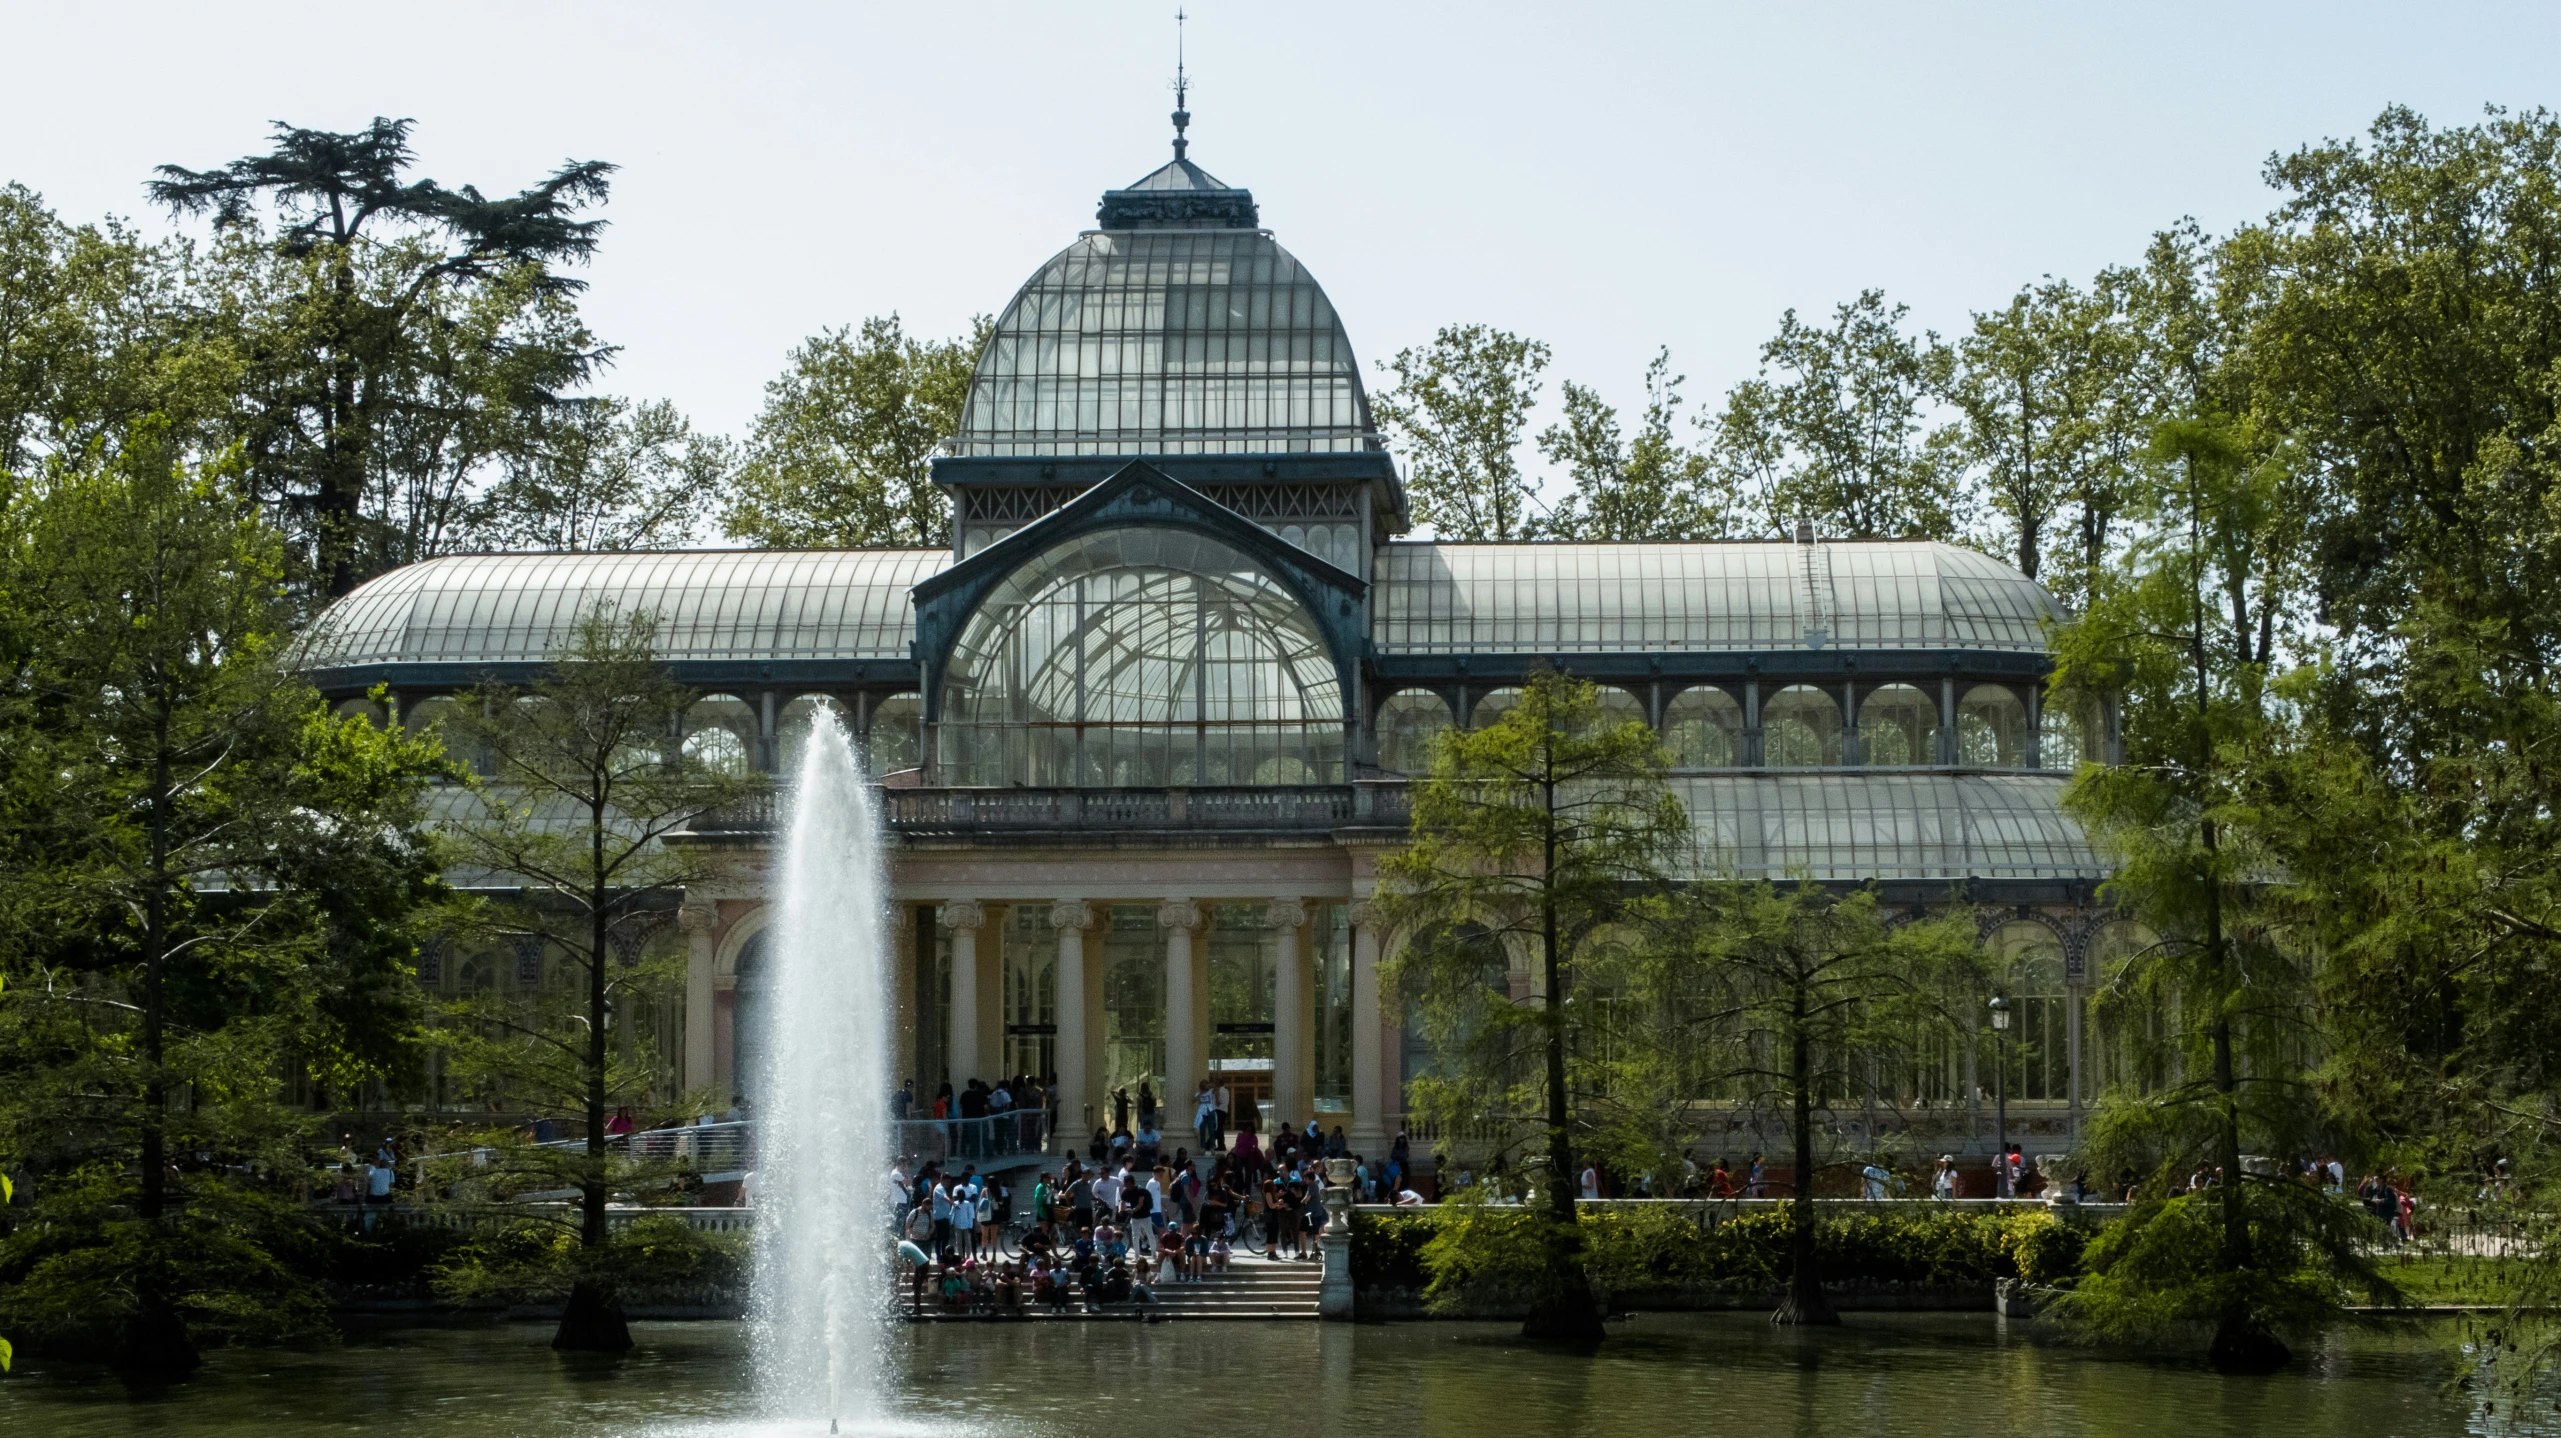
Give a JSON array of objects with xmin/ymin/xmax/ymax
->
[{"xmin": 748, "ymin": 710, "xmax": 895, "ymax": 1430}]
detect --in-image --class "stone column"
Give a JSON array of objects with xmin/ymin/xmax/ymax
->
[
  {"xmin": 1159, "ymin": 899, "xmax": 1204, "ymax": 1123},
  {"xmin": 1320, "ymin": 1155, "xmax": 1356, "ymax": 1320},
  {"xmin": 944, "ymin": 900, "xmax": 986, "ymax": 1087},
  {"xmin": 1271, "ymin": 898, "xmax": 1310, "ymax": 1129},
  {"xmin": 680, "ymin": 897, "xmax": 718, "ymax": 1098},
  {"xmin": 1349, "ymin": 900, "xmax": 1386, "ymax": 1156},
  {"xmin": 1049, "ymin": 899, "xmax": 1095, "ymax": 1151},
  {"xmin": 1940, "ymin": 677, "xmax": 1959, "ymax": 765}
]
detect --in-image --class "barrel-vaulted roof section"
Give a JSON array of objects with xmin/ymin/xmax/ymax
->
[
  {"xmin": 294, "ymin": 550, "xmax": 951, "ymax": 669},
  {"xmin": 1677, "ymin": 772, "xmax": 2101, "ymax": 882},
  {"xmin": 949, "ymin": 229, "xmax": 1378, "ymax": 458},
  {"xmin": 1372, "ymin": 541, "xmax": 2064, "ymax": 654}
]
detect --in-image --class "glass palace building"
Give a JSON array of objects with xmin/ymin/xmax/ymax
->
[{"xmin": 298, "ymin": 139, "xmax": 2124, "ymax": 1156}]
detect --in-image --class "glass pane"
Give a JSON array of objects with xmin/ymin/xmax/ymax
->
[
  {"xmin": 1857, "ymin": 684, "xmax": 1939, "ymax": 766},
  {"xmin": 938, "ymin": 528, "xmax": 1344, "ymax": 786},
  {"xmin": 1376, "ymin": 689, "xmax": 1453, "ymax": 773},
  {"xmin": 1664, "ymin": 686, "xmax": 1743, "ymax": 768},
  {"xmin": 1761, "ymin": 685, "xmax": 1843, "ymax": 768},
  {"xmin": 684, "ymin": 693, "xmax": 757, "ymax": 776},
  {"xmin": 866, "ymin": 693, "xmax": 923, "ymax": 775},
  {"xmin": 1959, "ymin": 685, "xmax": 2030, "ymax": 767}
]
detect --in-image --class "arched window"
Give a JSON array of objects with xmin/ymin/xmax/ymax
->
[
  {"xmin": 333, "ymin": 696, "xmax": 384, "ymax": 726},
  {"xmin": 1858, "ymin": 684, "xmax": 1940, "ymax": 766},
  {"xmin": 1664, "ymin": 687, "xmax": 1744, "ymax": 769},
  {"xmin": 402, "ymin": 695, "xmax": 483, "ymax": 777},
  {"xmin": 1987, "ymin": 921, "xmax": 2069, "ymax": 1103},
  {"xmin": 1958, "ymin": 685, "xmax": 2030, "ymax": 767},
  {"xmin": 684, "ymin": 694, "xmax": 757, "ymax": 776},
  {"xmin": 1762, "ymin": 685, "xmax": 1843, "ymax": 768},
  {"xmin": 2039, "ymin": 693, "xmax": 2099, "ymax": 770},
  {"xmin": 938, "ymin": 529, "xmax": 1344, "ymax": 787},
  {"xmin": 1376, "ymin": 690, "xmax": 1454, "ymax": 774},
  {"xmin": 1468, "ymin": 687, "xmax": 1523, "ymax": 729},
  {"xmin": 1582, "ymin": 686, "xmax": 1647, "ymax": 737},
  {"xmin": 866, "ymin": 693, "xmax": 923, "ymax": 775},
  {"xmin": 777, "ymin": 694, "xmax": 850, "ymax": 778}
]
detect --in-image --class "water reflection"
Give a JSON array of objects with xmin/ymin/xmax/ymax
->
[{"xmin": 0, "ymin": 1315, "xmax": 2538, "ymax": 1438}]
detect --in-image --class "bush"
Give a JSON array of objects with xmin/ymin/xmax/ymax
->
[
  {"xmin": 428, "ymin": 1214, "xmax": 747, "ymax": 1306},
  {"xmin": 1353, "ymin": 1202, "xmax": 2091, "ymax": 1305}
]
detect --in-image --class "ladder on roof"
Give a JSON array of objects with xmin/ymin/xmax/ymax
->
[{"xmin": 1795, "ymin": 522, "xmax": 1833, "ymax": 648}]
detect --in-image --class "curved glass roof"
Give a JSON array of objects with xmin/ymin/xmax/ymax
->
[
  {"xmin": 1373, "ymin": 541, "xmax": 2064, "ymax": 654},
  {"xmin": 948, "ymin": 229, "xmax": 1378, "ymax": 458},
  {"xmin": 294, "ymin": 550, "xmax": 950, "ymax": 669},
  {"xmin": 1677, "ymin": 772, "xmax": 2099, "ymax": 881}
]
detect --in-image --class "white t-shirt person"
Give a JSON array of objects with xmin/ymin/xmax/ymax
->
[{"xmin": 1579, "ymin": 1164, "xmax": 1600, "ymax": 1201}]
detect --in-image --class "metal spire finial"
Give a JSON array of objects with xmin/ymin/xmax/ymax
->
[{"xmin": 1170, "ymin": 8, "xmax": 1191, "ymax": 160}]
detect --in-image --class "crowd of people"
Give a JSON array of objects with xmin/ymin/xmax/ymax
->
[{"xmin": 885, "ymin": 1102, "xmax": 1374, "ymax": 1316}]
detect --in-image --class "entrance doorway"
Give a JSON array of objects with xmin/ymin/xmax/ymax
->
[{"xmin": 1211, "ymin": 1059, "xmax": 1274, "ymax": 1135}]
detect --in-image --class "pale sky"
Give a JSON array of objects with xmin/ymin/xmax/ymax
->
[{"xmin": 7, "ymin": 2, "xmax": 2557, "ymax": 474}]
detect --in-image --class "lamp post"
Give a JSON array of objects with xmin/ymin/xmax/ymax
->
[{"xmin": 1988, "ymin": 995, "xmax": 2011, "ymax": 1196}]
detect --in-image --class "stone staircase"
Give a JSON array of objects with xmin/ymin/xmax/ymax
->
[{"xmin": 1145, "ymin": 1254, "xmax": 1324, "ymax": 1318}]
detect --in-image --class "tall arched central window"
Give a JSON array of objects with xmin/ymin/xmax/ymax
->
[{"xmin": 937, "ymin": 528, "xmax": 1345, "ymax": 787}]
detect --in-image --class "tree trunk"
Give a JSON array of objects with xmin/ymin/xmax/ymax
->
[
  {"xmin": 1520, "ymin": 740, "xmax": 1603, "ymax": 1349},
  {"xmin": 553, "ymin": 825, "xmax": 630, "ymax": 1353},
  {"xmin": 2201, "ymin": 828, "xmax": 2286, "ymax": 1373},
  {"xmin": 119, "ymin": 725, "xmax": 200, "ymax": 1373},
  {"xmin": 1772, "ymin": 985, "xmax": 1839, "ymax": 1326}
]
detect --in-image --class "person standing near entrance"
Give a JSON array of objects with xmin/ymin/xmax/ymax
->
[
  {"xmin": 1194, "ymin": 1080, "xmax": 1218, "ymax": 1153},
  {"xmin": 1212, "ymin": 1080, "xmax": 1232, "ymax": 1151}
]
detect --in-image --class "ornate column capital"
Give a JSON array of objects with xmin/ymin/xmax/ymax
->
[
  {"xmin": 943, "ymin": 899, "xmax": 987, "ymax": 932},
  {"xmin": 1267, "ymin": 897, "xmax": 1310, "ymax": 931},
  {"xmin": 1156, "ymin": 898, "xmax": 1203, "ymax": 933},
  {"xmin": 1048, "ymin": 899, "xmax": 1095, "ymax": 932},
  {"xmin": 1348, "ymin": 899, "xmax": 1383, "ymax": 931},
  {"xmin": 678, "ymin": 896, "xmax": 719, "ymax": 934}
]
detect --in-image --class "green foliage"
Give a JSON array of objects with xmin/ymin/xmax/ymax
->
[
  {"xmin": 1382, "ymin": 670, "xmax": 1687, "ymax": 1192},
  {"xmin": 429, "ymin": 1214, "xmax": 746, "ymax": 1306},
  {"xmin": 1706, "ymin": 289, "xmax": 1962, "ymax": 541},
  {"xmin": 722, "ymin": 313, "xmax": 987, "ymax": 548},
  {"xmin": 150, "ymin": 117, "xmax": 616, "ymax": 597},
  {"xmin": 1371, "ymin": 323, "xmax": 1550, "ymax": 540},
  {"xmin": 1357, "ymin": 1203, "xmax": 2087, "ymax": 1305},
  {"xmin": 0, "ymin": 1170, "xmax": 336, "ymax": 1358},
  {"xmin": 433, "ymin": 607, "xmax": 755, "ymax": 1251},
  {"xmin": 466, "ymin": 396, "xmax": 726, "ymax": 552},
  {"xmin": 1534, "ymin": 349, "xmax": 1730, "ymax": 541},
  {"xmin": 2060, "ymin": 1188, "xmax": 2396, "ymax": 1341}
]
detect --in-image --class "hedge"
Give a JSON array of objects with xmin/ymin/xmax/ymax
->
[{"xmin": 1352, "ymin": 1203, "xmax": 2087, "ymax": 1306}]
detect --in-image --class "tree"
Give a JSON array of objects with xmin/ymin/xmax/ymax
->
[
  {"xmin": 0, "ymin": 429, "xmax": 448, "ymax": 1369},
  {"xmin": 1379, "ymin": 670, "xmax": 1688, "ymax": 1347},
  {"xmin": 1942, "ymin": 277, "xmax": 2144, "ymax": 604},
  {"xmin": 721, "ymin": 313, "xmax": 985, "ymax": 548},
  {"xmin": 1535, "ymin": 348, "xmax": 1731, "ymax": 540},
  {"xmin": 467, "ymin": 396, "xmax": 726, "ymax": 552},
  {"xmin": 151, "ymin": 117, "xmax": 614, "ymax": 597},
  {"xmin": 0, "ymin": 185, "xmax": 200, "ymax": 477},
  {"xmin": 434, "ymin": 607, "xmax": 753, "ymax": 1351},
  {"xmin": 2049, "ymin": 417, "xmax": 2390, "ymax": 1370},
  {"xmin": 1632, "ymin": 881, "xmax": 1974, "ymax": 1325},
  {"xmin": 1708, "ymin": 290, "xmax": 1963, "ymax": 541},
  {"xmin": 1372, "ymin": 324, "xmax": 1551, "ymax": 541}
]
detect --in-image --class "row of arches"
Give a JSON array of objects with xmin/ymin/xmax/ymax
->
[
  {"xmin": 1375, "ymin": 681, "xmax": 2098, "ymax": 774},
  {"xmin": 354, "ymin": 692, "xmax": 926, "ymax": 780}
]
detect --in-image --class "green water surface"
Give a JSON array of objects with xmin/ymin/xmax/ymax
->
[{"xmin": 0, "ymin": 1314, "xmax": 2535, "ymax": 1437}]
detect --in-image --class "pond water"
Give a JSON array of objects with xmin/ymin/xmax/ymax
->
[{"xmin": 0, "ymin": 1314, "xmax": 2536, "ymax": 1437}]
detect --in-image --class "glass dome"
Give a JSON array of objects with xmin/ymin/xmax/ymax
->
[
  {"xmin": 948, "ymin": 228, "xmax": 1378, "ymax": 458},
  {"xmin": 937, "ymin": 528, "xmax": 1344, "ymax": 786}
]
